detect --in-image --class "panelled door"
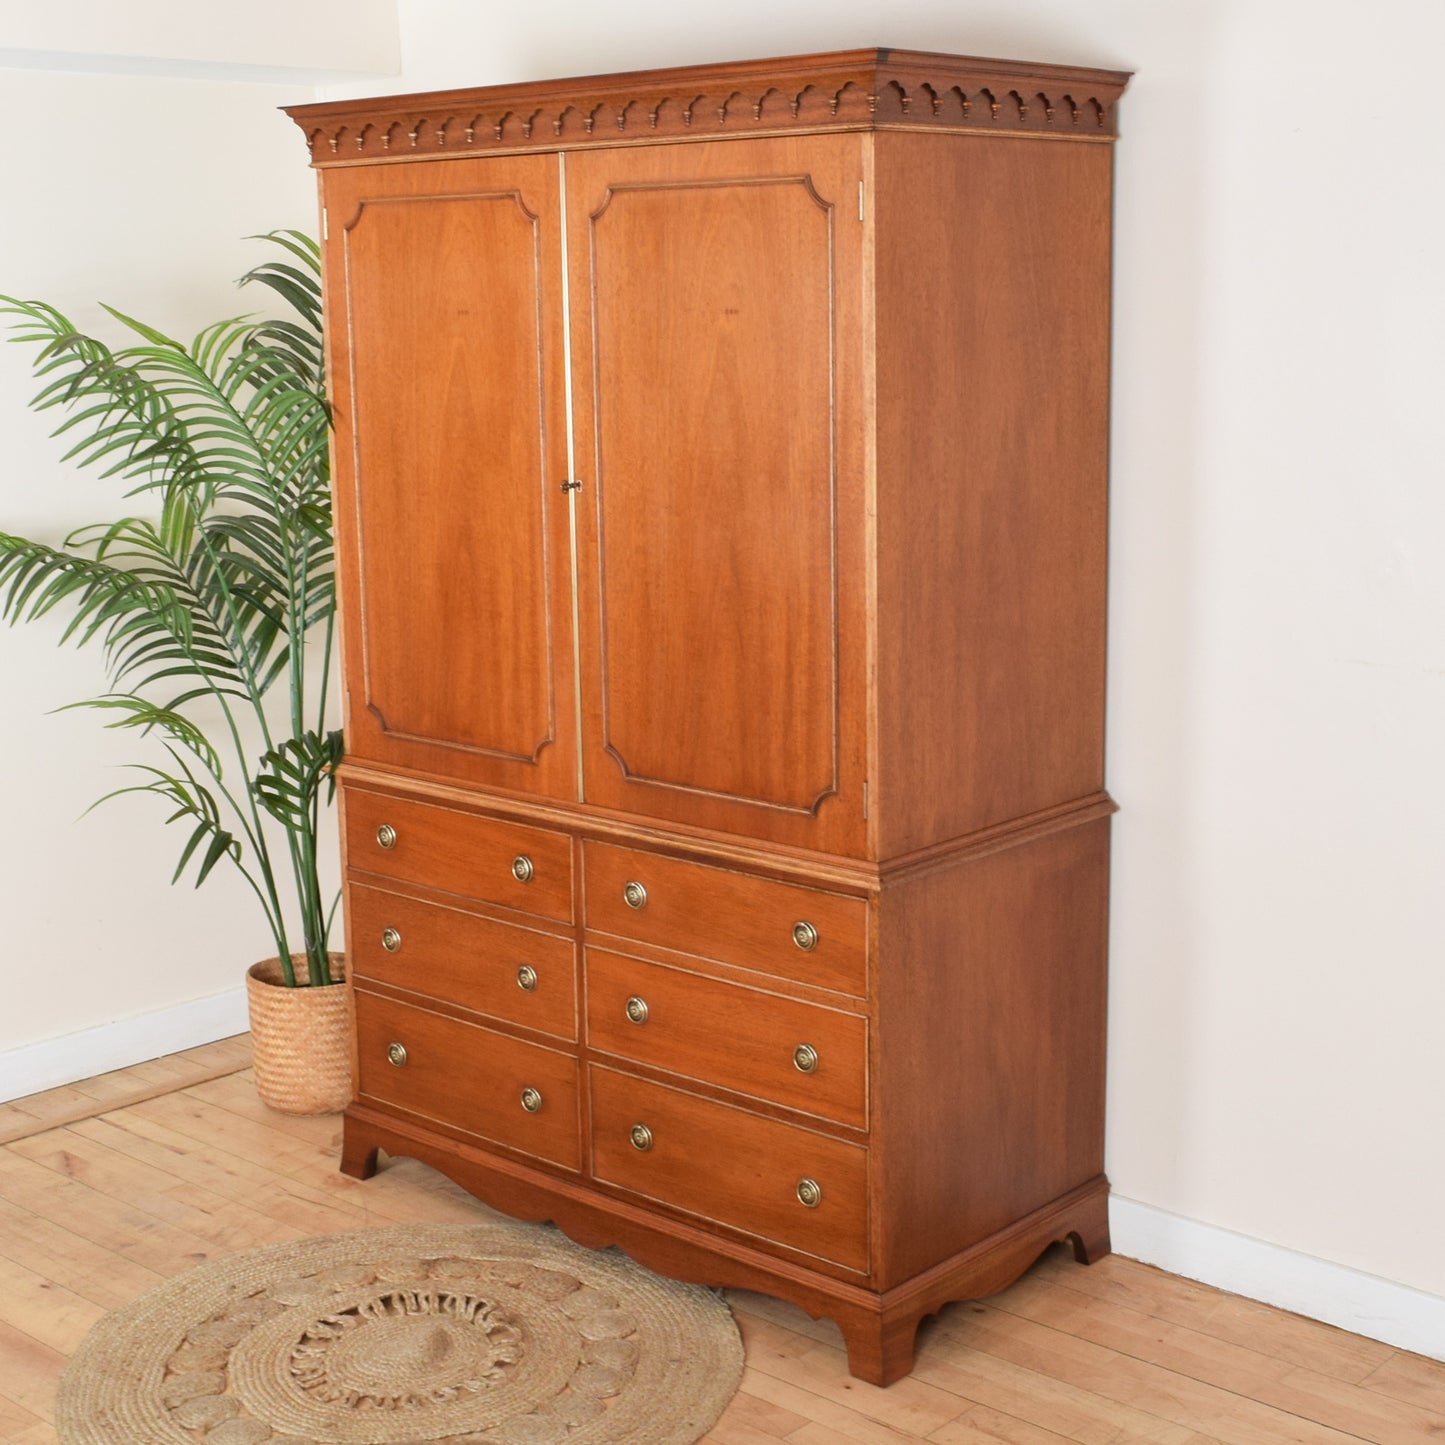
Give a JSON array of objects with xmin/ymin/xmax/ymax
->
[
  {"xmin": 565, "ymin": 136, "xmax": 869, "ymax": 856},
  {"xmin": 322, "ymin": 155, "xmax": 578, "ymax": 799}
]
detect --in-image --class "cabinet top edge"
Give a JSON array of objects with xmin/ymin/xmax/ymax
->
[{"xmin": 286, "ymin": 47, "xmax": 1131, "ymax": 165}]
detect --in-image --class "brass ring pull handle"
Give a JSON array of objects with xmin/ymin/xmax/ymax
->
[
  {"xmin": 793, "ymin": 1043, "xmax": 819, "ymax": 1074},
  {"xmin": 516, "ymin": 965, "xmax": 539, "ymax": 992},
  {"xmin": 386, "ymin": 1042, "xmax": 407, "ymax": 1068},
  {"xmin": 796, "ymin": 1178, "xmax": 822, "ymax": 1209},
  {"xmin": 511, "ymin": 855, "xmax": 534, "ymax": 883},
  {"xmin": 630, "ymin": 1123, "xmax": 654, "ymax": 1151},
  {"xmin": 792, "ymin": 920, "xmax": 819, "ymax": 952},
  {"xmin": 376, "ymin": 823, "xmax": 397, "ymax": 849},
  {"xmin": 520, "ymin": 1087, "xmax": 543, "ymax": 1113},
  {"xmin": 625, "ymin": 995, "xmax": 650, "ymax": 1025},
  {"xmin": 381, "ymin": 928, "xmax": 402, "ymax": 953},
  {"xmin": 623, "ymin": 880, "xmax": 648, "ymax": 910}
]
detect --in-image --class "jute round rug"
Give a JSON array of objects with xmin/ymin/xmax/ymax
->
[{"xmin": 56, "ymin": 1221, "xmax": 744, "ymax": 1445}]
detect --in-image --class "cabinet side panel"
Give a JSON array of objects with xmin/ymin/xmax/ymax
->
[
  {"xmin": 873, "ymin": 132, "xmax": 1113, "ymax": 856},
  {"xmin": 873, "ymin": 817, "xmax": 1109, "ymax": 1286}
]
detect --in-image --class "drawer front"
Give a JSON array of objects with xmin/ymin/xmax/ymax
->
[
  {"xmin": 350, "ymin": 883, "xmax": 577, "ymax": 1040},
  {"xmin": 356, "ymin": 991, "xmax": 580, "ymax": 1170},
  {"xmin": 590, "ymin": 1066, "xmax": 868, "ymax": 1272},
  {"xmin": 586, "ymin": 950, "xmax": 867, "ymax": 1126},
  {"xmin": 345, "ymin": 788, "xmax": 573, "ymax": 922},
  {"xmin": 584, "ymin": 843, "xmax": 867, "ymax": 995}
]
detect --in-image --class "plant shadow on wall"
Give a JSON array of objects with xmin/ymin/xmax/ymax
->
[{"xmin": 0, "ymin": 232, "xmax": 350, "ymax": 1113}]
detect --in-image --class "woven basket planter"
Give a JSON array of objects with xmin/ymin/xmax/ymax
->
[{"xmin": 245, "ymin": 954, "xmax": 352, "ymax": 1115}]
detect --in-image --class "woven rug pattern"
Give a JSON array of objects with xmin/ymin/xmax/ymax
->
[{"xmin": 56, "ymin": 1221, "xmax": 744, "ymax": 1444}]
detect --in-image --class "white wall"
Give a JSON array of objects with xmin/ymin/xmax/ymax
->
[
  {"xmin": 0, "ymin": 0, "xmax": 398, "ymax": 80},
  {"xmin": 0, "ymin": 7, "xmax": 396, "ymax": 1068},
  {"xmin": 335, "ymin": 0, "xmax": 1445, "ymax": 1315},
  {"xmin": 1103, "ymin": 0, "xmax": 1445, "ymax": 1308}
]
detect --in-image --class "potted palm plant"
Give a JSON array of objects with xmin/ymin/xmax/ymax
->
[{"xmin": 0, "ymin": 231, "xmax": 348, "ymax": 1114}]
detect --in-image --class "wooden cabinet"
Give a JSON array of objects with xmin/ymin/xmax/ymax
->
[{"xmin": 289, "ymin": 46, "xmax": 1128, "ymax": 1385}]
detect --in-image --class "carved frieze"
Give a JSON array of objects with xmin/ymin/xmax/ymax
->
[{"xmin": 287, "ymin": 48, "xmax": 1130, "ymax": 165}]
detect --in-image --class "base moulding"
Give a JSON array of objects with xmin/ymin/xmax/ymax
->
[
  {"xmin": 0, "ymin": 986, "xmax": 247, "ymax": 1104},
  {"xmin": 341, "ymin": 1102, "xmax": 1111, "ymax": 1385}
]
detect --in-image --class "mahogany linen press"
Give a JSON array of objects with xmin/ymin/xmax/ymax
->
[{"xmin": 286, "ymin": 46, "xmax": 1128, "ymax": 1384}]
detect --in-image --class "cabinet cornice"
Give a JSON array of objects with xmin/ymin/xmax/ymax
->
[{"xmin": 285, "ymin": 47, "xmax": 1131, "ymax": 165}]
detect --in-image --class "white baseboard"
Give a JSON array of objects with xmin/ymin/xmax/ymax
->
[
  {"xmin": 1110, "ymin": 1194, "xmax": 1445, "ymax": 1361},
  {"xmin": 0, "ymin": 987, "xmax": 249, "ymax": 1104}
]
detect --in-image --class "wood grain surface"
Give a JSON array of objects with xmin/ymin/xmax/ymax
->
[
  {"xmin": 344, "ymin": 784, "xmax": 574, "ymax": 922},
  {"xmin": 588, "ymin": 1065, "xmax": 870, "ymax": 1273},
  {"xmin": 566, "ymin": 134, "xmax": 870, "ymax": 854},
  {"xmin": 873, "ymin": 817, "xmax": 1111, "ymax": 1288},
  {"xmin": 354, "ymin": 991, "xmax": 581, "ymax": 1170},
  {"xmin": 872, "ymin": 130, "xmax": 1114, "ymax": 856},
  {"xmin": 321, "ymin": 153, "xmax": 579, "ymax": 798},
  {"xmin": 349, "ymin": 881, "xmax": 578, "ymax": 1040},
  {"xmin": 583, "ymin": 840, "xmax": 869, "ymax": 995},
  {"xmin": 584, "ymin": 947, "xmax": 868, "ymax": 1126}
]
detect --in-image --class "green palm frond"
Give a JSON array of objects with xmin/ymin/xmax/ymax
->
[
  {"xmin": 90, "ymin": 747, "xmax": 242, "ymax": 887},
  {"xmin": 59, "ymin": 519, "xmax": 252, "ymax": 695},
  {"xmin": 59, "ymin": 694, "xmax": 223, "ymax": 776},
  {"xmin": 239, "ymin": 231, "xmax": 324, "ymax": 389},
  {"xmin": 253, "ymin": 728, "xmax": 344, "ymax": 827},
  {"xmin": 0, "ymin": 230, "xmax": 340, "ymax": 985},
  {"xmin": 242, "ymin": 231, "xmax": 322, "ymax": 315},
  {"xmin": 0, "ymin": 529, "xmax": 200, "ymax": 665}
]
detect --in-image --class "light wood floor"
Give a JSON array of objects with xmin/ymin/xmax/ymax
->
[{"xmin": 0, "ymin": 1039, "xmax": 1440, "ymax": 1444}]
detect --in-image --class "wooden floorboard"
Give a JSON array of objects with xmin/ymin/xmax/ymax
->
[
  {"xmin": 0, "ymin": 1042, "xmax": 1438, "ymax": 1442},
  {"xmin": 0, "ymin": 1035, "xmax": 251, "ymax": 1146},
  {"xmin": 1357, "ymin": 1352, "xmax": 1445, "ymax": 1412},
  {"xmin": 0, "ymin": 1395, "xmax": 45, "ymax": 1439}
]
